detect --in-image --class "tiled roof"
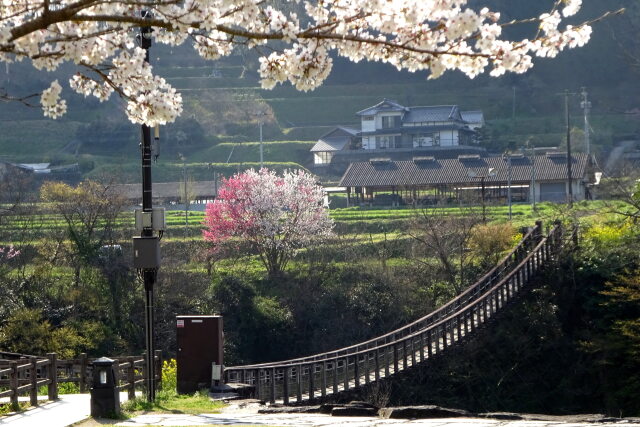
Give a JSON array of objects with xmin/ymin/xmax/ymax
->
[
  {"xmin": 311, "ymin": 137, "xmax": 350, "ymax": 152},
  {"xmin": 461, "ymin": 110, "xmax": 484, "ymax": 124},
  {"xmin": 318, "ymin": 126, "xmax": 359, "ymax": 139},
  {"xmin": 312, "ymin": 126, "xmax": 357, "ymax": 152},
  {"xmin": 340, "ymin": 153, "xmax": 592, "ymax": 187},
  {"xmin": 356, "ymin": 98, "xmax": 407, "ymax": 116},
  {"xmin": 403, "ymin": 106, "xmax": 460, "ymax": 123}
]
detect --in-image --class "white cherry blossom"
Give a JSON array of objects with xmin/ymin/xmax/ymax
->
[{"xmin": 0, "ymin": 0, "xmax": 613, "ymax": 125}]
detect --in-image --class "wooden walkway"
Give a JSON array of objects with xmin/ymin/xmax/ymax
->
[{"xmin": 224, "ymin": 221, "xmax": 571, "ymax": 405}]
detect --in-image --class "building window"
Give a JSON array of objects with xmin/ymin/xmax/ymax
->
[
  {"xmin": 314, "ymin": 152, "xmax": 333, "ymax": 164},
  {"xmin": 413, "ymin": 133, "xmax": 434, "ymax": 147},
  {"xmin": 362, "ymin": 115, "xmax": 374, "ymax": 121},
  {"xmin": 381, "ymin": 116, "xmax": 394, "ymax": 129},
  {"xmin": 376, "ymin": 135, "xmax": 398, "ymax": 149}
]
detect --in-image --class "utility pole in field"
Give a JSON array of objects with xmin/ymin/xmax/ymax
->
[
  {"xmin": 255, "ymin": 111, "xmax": 266, "ymax": 169},
  {"xmin": 581, "ymin": 87, "xmax": 591, "ymax": 156},
  {"xmin": 564, "ymin": 90, "xmax": 573, "ymax": 207},
  {"xmin": 132, "ymin": 12, "xmax": 165, "ymax": 403}
]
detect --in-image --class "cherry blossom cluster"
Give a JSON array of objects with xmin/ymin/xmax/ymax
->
[
  {"xmin": 0, "ymin": 245, "xmax": 20, "ymax": 261},
  {"xmin": 203, "ymin": 168, "xmax": 333, "ymax": 274},
  {"xmin": 0, "ymin": 0, "xmax": 599, "ymax": 124}
]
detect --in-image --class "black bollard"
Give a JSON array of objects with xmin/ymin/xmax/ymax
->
[{"xmin": 90, "ymin": 357, "xmax": 120, "ymax": 418}]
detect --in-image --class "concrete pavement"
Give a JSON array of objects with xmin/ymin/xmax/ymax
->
[
  {"xmin": 115, "ymin": 413, "xmax": 640, "ymax": 427},
  {"xmin": 0, "ymin": 392, "xmax": 135, "ymax": 427},
  {"xmin": 4, "ymin": 395, "xmax": 639, "ymax": 427},
  {"xmin": 0, "ymin": 394, "xmax": 90, "ymax": 427}
]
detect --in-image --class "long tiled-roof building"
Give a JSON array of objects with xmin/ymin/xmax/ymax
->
[{"xmin": 339, "ymin": 152, "xmax": 595, "ymax": 206}]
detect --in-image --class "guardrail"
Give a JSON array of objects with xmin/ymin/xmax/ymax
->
[
  {"xmin": 0, "ymin": 350, "xmax": 162, "ymax": 407},
  {"xmin": 225, "ymin": 221, "xmax": 568, "ymax": 404}
]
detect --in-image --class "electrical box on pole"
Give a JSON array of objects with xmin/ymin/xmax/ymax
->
[
  {"xmin": 135, "ymin": 207, "xmax": 166, "ymax": 232},
  {"xmin": 133, "ymin": 236, "xmax": 160, "ymax": 269}
]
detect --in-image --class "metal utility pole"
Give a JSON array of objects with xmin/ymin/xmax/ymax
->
[
  {"xmin": 564, "ymin": 90, "xmax": 573, "ymax": 207},
  {"xmin": 581, "ymin": 87, "xmax": 591, "ymax": 155},
  {"xmin": 480, "ymin": 176, "xmax": 487, "ymax": 224},
  {"xmin": 512, "ymin": 86, "xmax": 516, "ymax": 120},
  {"xmin": 134, "ymin": 13, "xmax": 160, "ymax": 403},
  {"xmin": 506, "ymin": 154, "xmax": 512, "ymax": 220},
  {"xmin": 180, "ymin": 153, "xmax": 188, "ymax": 227},
  {"xmin": 468, "ymin": 168, "xmax": 495, "ymax": 224},
  {"xmin": 527, "ymin": 142, "xmax": 536, "ymax": 210},
  {"xmin": 254, "ymin": 111, "xmax": 266, "ymax": 169}
]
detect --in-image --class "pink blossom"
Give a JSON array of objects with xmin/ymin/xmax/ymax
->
[{"xmin": 203, "ymin": 169, "xmax": 333, "ymax": 276}]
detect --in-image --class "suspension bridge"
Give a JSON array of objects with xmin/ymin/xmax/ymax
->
[{"xmin": 224, "ymin": 220, "xmax": 572, "ymax": 404}]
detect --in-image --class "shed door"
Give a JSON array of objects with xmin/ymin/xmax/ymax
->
[{"xmin": 540, "ymin": 182, "xmax": 566, "ymax": 202}]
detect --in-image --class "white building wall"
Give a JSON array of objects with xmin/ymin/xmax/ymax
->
[
  {"xmin": 531, "ymin": 180, "xmax": 586, "ymax": 202},
  {"xmin": 361, "ymin": 118, "xmax": 375, "ymax": 132}
]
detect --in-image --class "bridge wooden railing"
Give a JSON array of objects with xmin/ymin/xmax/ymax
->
[
  {"xmin": 224, "ymin": 221, "xmax": 569, "ymax": 404},
  {"xmin": 0, "ymin": 350, "xmax": 162, "ymax": 407}
]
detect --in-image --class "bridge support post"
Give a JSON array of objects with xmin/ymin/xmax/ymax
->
[
  {"xmin": 283, "ymin": 367, "xmax": 289, "ymax": 404},
  {"xmin": 471, "ymin": 305, "xmax": 477, "ymax": 332},
  {"xmin": 321, "ymin": 361, "xmax": 327, "ymax": 397},
  {"xmin": 442, "ymin": 323, "xmax": 448, "ymax": 351},
  {"xmin": 79, "ymin": 353, "xmax": 88, "ymax": 393},
  {"xmin": 29, "ymin": 357, "xmax": 38, "ymax": 407},
  {"xmin": 374, "ymin": 351, "xmax": 380, "ymax": 382},
  {"xmin": 402, "ymin": 341, "xmax": 408, "ymax": 370},
  {"xmin": 354, "ymin": 357, "xmax": 359, "ymax": 388},
  {"xmin": 255, "ymin": 369, "xmax": 261, "ymax": 401},
  {"xmin": 270, "ymin": 368, "xmax": 276, "ymax": 403},
  {"xmin": 309, "ymin": 364, "xmax": 314, "ymax": 401},
  {"xmin": 535, "ymin": 221, "xmax": 543, "ymax": 244},
  {"xmin": 332, "ymin": 362, "xmax": 338, "ymax": 395},
  {"xmin": 47, "ymin": 353, "xmax": 58, "ymax": 400},
  {"xmin": 410, "ymin": 339, "xmax": 416, "ymax": 366},
  {"xmin": 384, "ymin": 349, "xmax": 390, "ymax": 377},
  {"xmin": 343, "ymin": 358, "xmax": 349, "ymax": 391},
  {"xmin": 296, "ymin": 365, "xmax": 302, "ymax": 402},
  {"xmin": 393, "ymin": 344, "xmax": 399, "ymax": 374},
  {"xmin": 10, "ymin": 361, "xmax": 18, "ymax": 408},
  {"xmin": 127, "ymin": 357, "xmax": 135, "ymax": 401},
  {"xmin": 364, "ymin": 354, "xmax": 370, "ymax": 384}
]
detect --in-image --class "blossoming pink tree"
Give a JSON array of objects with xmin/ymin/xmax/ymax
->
[
  {"xmin": 0, "ymin": 0, "xmax": 619, "ymax": 125},
  {"xmin": 0, "ymin": 245, "xmax": 19, "ymax": 276},
  {"xmin": 203, "ymin": 169, "xmax": 333, "ymax": 277}
]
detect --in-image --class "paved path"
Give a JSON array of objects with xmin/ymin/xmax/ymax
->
[
  {"xmin": 4, "ymin": 396, "xmax": 639, "ymax": 427},
  {"xmin": 0, "ymin": 392, "xmax": 135, "ymax": 427},
  {"xmin": 115, "ymin": 413, "xmax": 640, "ymax": 427},
  {"xmin": 0, "ymin": 394, "xmax": 89, "ymax": 427}
]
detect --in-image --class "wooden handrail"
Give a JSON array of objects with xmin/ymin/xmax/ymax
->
[{"xmin": 0, "ymin": 351, "xmax": 162, "ymax": 406}]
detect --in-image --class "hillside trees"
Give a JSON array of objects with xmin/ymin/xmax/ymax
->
[
  {"xmin": 0, "ymin": 1, "xmax": 607, "ymax": 125},
  {"xmin": 40, "ymin": 180, "xmax": 132, "ymax": 330},
  {"xmin": 41, "ymin": 181, "xmax": 126, "ymax": 279},
  {"xmin": 203, "ymin": 169, "xmax": 333, "ymax": 278},
  {"xmin": 407, "ymin": 208, "xmax": 481, "ymax": 293}
]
